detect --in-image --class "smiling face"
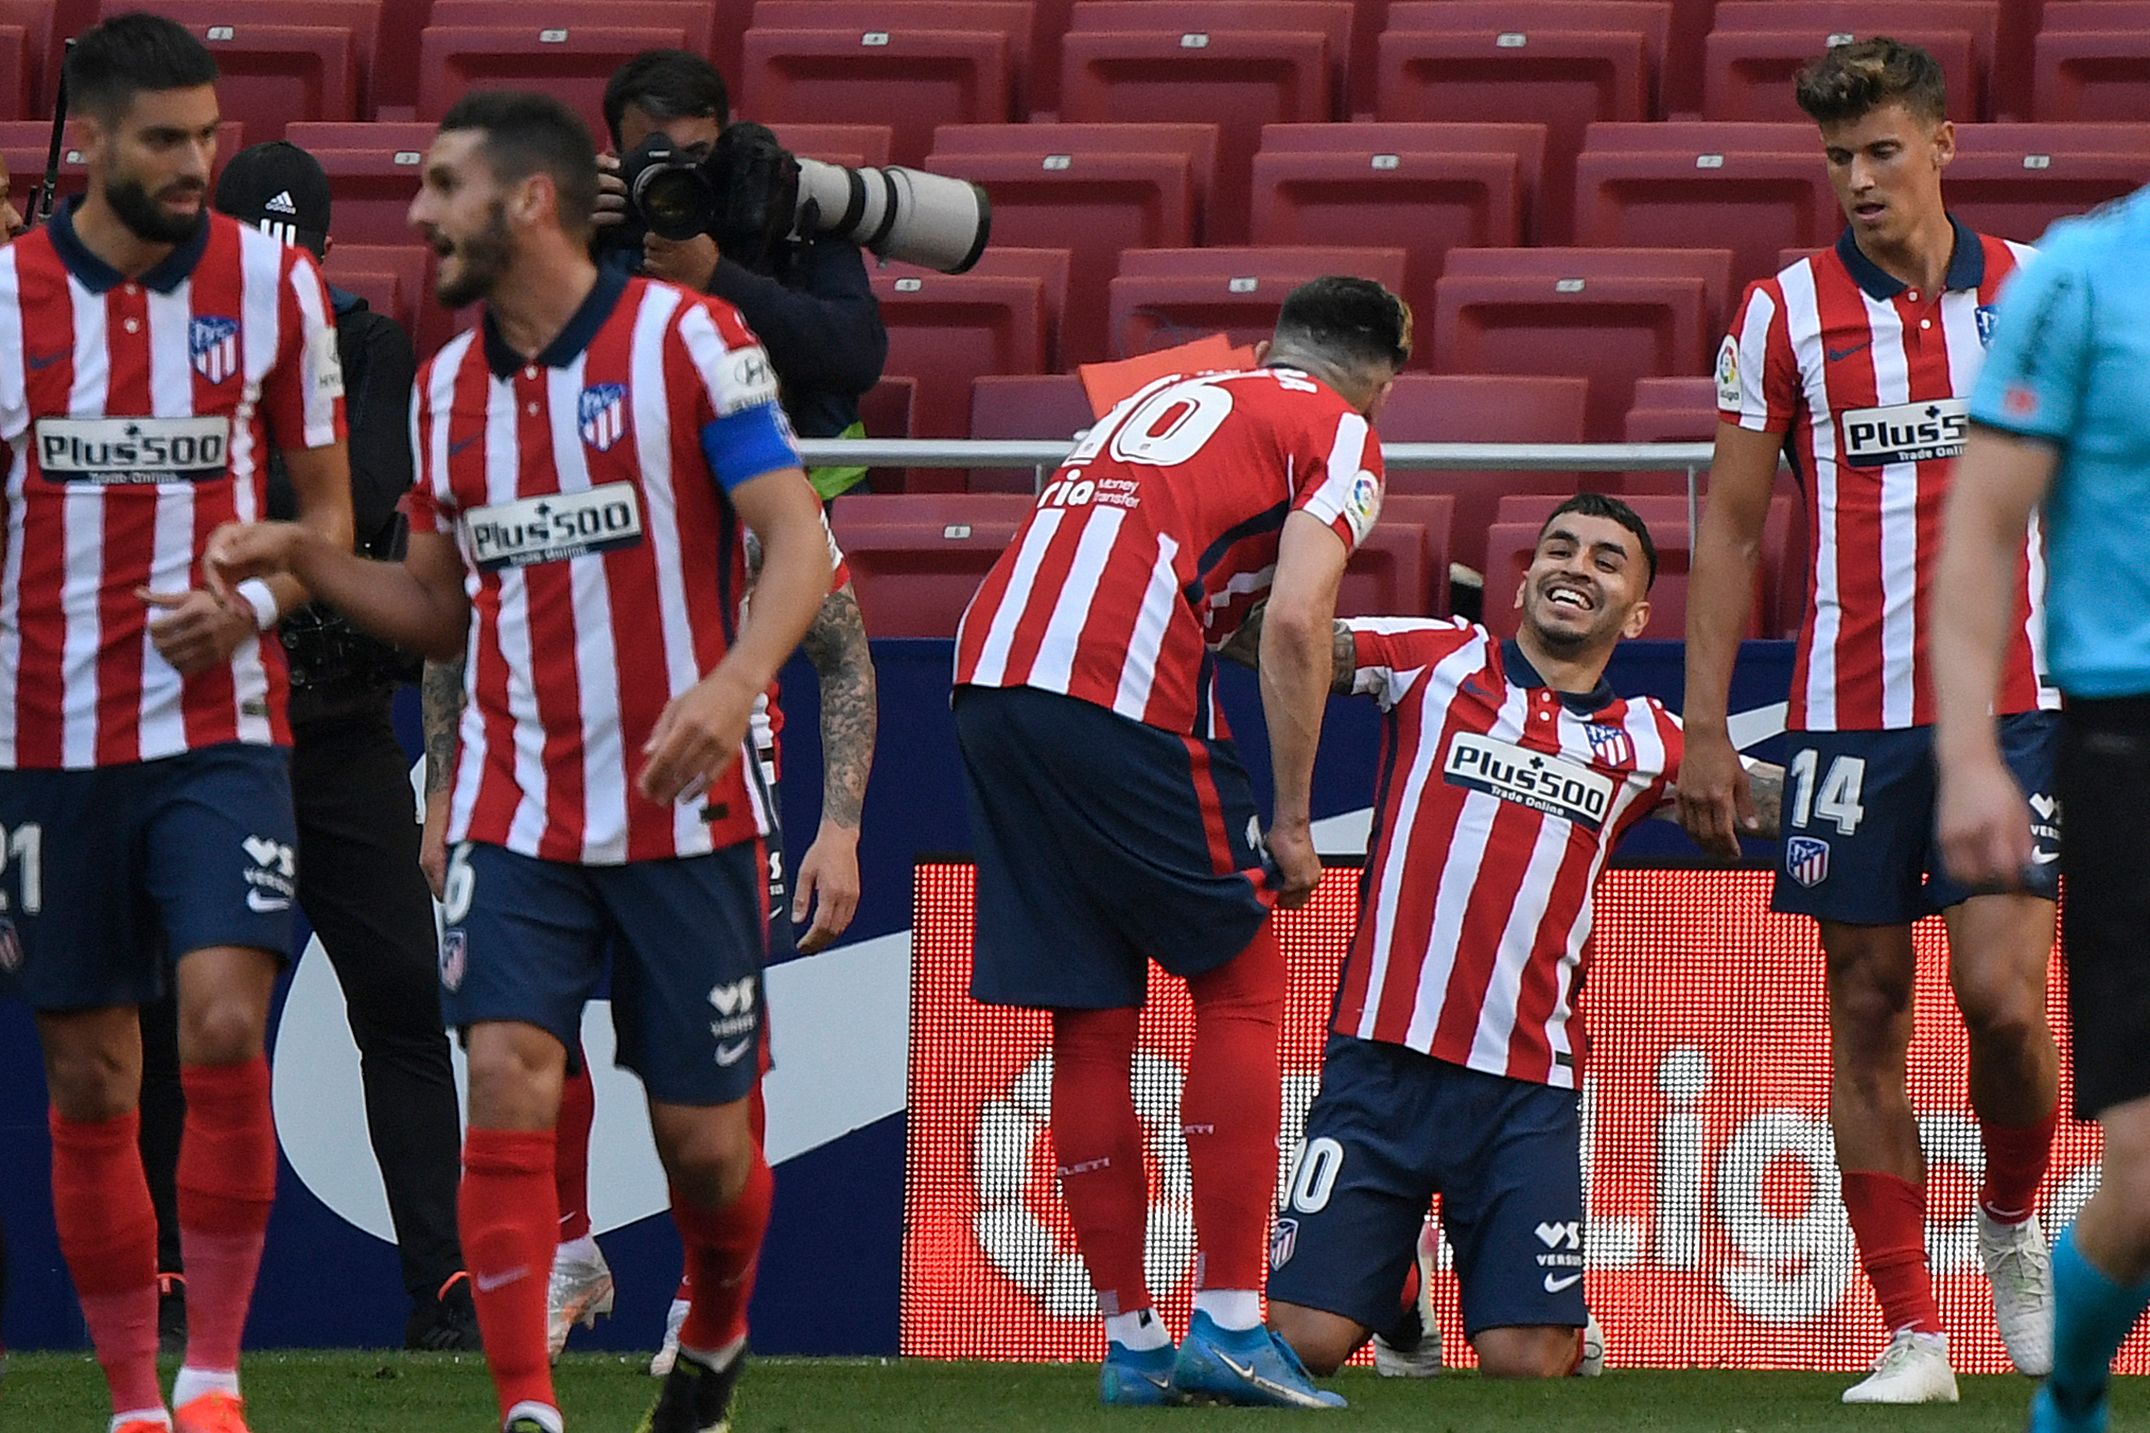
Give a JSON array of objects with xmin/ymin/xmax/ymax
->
[
  {"xmin": 1820, "ymin": 101, "xmax": 1953, "ymax": 251},
  {"xmin": 1513, "ymin": 511, "xmax": 1654, "ymax": 655},
  {"xmin": 76, "ymin": 83, "xmax": 220, "ymax": 245}
]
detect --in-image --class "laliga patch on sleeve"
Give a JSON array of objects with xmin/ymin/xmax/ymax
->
[
  {"xmin": 309, "ymin": 324, "xmax": 345, "ymax": 402},
  {"xmin": 1344, "ymin": 468, "xmax": 1382, "ymax": 544},
  {"xmin": 1715, "ymin": 334, "xmax": 1741, "ymax": 411},
  {"xmin": 719, "ymin": 344, "xmax": 780, "ymax": 416}
]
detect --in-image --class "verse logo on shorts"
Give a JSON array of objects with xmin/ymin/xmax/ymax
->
[
  {"xmin": 242, "ymin": 835, "xmax": 296, "ymax": 913},
  {"xmin": 1535, "ymin": 1219, "xmax": 1584, "ymax": 1289},
  {"xmin": 709, "ymin": 977, "xmax": 758, "ymax": 1066}
]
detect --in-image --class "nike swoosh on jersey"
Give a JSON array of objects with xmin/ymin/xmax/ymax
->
[{"xmin": 1826, "ymin": 342, "xmax": 1872, "ymax": 363}]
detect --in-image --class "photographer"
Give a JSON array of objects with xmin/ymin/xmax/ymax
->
[
  {"xmin": 598, "ymin": 48, "xmax": 888, "ymax": 501},
  {"xmin": 138, "ymin": 142, "xmax": 477, "ymax": 1353}
]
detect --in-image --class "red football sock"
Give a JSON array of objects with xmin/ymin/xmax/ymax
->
[
  {"xmin": 1842, "ymin": 1169, "xmax": 1942, "ymax": 1334},
  {"xmin": 554, "ymin": 1056, "xmax": 596, "ymax": 1243},
  {"xmin": 674, "ymin": 1151, "xmax": 774, "ymax": 1353},
  {"xmin": 50, "ymin": 1108, "xmax": 162, "ymax": 1416},
  {"xmin": 1182, "ymin": 925, "xmax": 1285, "ymax": 1292},
  {"xmin": 177, "ymin": 1058, "xmax": 276, "ymax": 1375},
  {"xmin": 1050, "ymin": 1005, "xmax": 1152, "ymax": 1317},
  {"xmin": 460, "ymin": 1127, "xmax": 559, "ymax": 1420},
  {"xmin": 1980, "ymin": 1105, "xmax": 2058, "ymax": 1223}
]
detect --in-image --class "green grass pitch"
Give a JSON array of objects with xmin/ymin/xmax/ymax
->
[{"xmin": 2, "ymin": 1353, "xmax": 2137, "ymax": 1431}]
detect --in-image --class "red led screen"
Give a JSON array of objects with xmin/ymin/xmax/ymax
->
[{"xmin": 902, "ymin": 862, "xmax": 2134, "ymax": 1371}]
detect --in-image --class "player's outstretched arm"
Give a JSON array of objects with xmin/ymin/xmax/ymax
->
[
  {"xmin": 1934, "ymin": 427, "xmax": 2060, "ymax": 888},
  {"xmin": 1678, "ymin": 422, "xmax": 1778, "ymax": 859},
  {"xmin": 1261, "ymin": 512, "xmax": 1351, "ymax": 908},
  {"xmin": 639, "ymin": 467, "xmax": 830, "ymax": 807},
  {"xmin": 1218, "ymin": 605, "xmax": 1357, "ymax": 695},
  {"xmin": 793, "ymin": 579, "xmax": 877, "ymax": 954},
  {"xmin": 205, "ymin": 522, "xmax": 469, "ymax": 662}
]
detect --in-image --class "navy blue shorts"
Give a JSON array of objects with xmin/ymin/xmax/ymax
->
[
  {"xmin": 1266, "ymin": 1036, "xmax": 1587, "ymax": 1339},
  {"xmin": 953, "ymin": 685, "xmax": 1276, "ymax": 1010},
  {"xmin": 438, "ymin": 839, "xmax": 768, "ymax": 1106},
  {"xmin": 0, "ymin": 743, "xmax": 296, "ymax": 1012},
  {"xmin": 1771, "ymin": 713, "xmax": 2060, "ymax": 923}
]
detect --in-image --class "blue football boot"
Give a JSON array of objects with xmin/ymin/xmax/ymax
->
[{"xmin": 1172, "ymin": 1311, "xmax": 1346, "ymax": 1409}]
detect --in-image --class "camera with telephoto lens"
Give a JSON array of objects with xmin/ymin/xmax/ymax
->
[{"xmin": 615, "ymin": 121, "xmax": 991, "ymax": 273}]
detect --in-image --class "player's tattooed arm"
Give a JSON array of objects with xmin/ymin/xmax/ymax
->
[
  {"xmin": 421, "ymin": 656, "xmax": 465, "ymax": 798},
  {"xmin": 1660, "ymin": 759, "xmax": 1784, "ymax": 843},
  {"xmin": 800, "ymin": 582, "xmax": 876, "ymax": 833},
  {"xmin": 1218, "ymin": 606, "xmax": 1358, "ymax": 695}
]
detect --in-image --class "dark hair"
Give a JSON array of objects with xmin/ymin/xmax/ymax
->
[
  {"xmin": 1794, "ymin": 37, "xmax": 1948, "ymax": 127},
  {"xmin": 438, "ymin": 90, "xmax": 602, "ymax": 240},
  {"xmin": 67, "ymin": 13, "xmax": 220, "ymax": 123},
  {"xmin": 603, "ymin": 49, "xmax": 729, "ymax": 151},
  {"xmin": 1540, "ymin": 493, "xmax": 1658, "ymax": 591},
  {"xmin": 1273, "ymin": 276, "xmax": 1412, "ymax": 373}
]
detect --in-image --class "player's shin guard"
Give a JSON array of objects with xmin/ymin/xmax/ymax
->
[
  {"xmin": 1183, "ymin": 925, "xmax": 1286, "ymax": 1309},
  {"xmin": 674, "ymin": 1151, "xmax": 773, "ymax": 1357},
  {"xmin": 460, "ymin": 1127, "xmax": 560, "ymax": 1421},
  {"xmin": 1050, "ymin": 1005, "xmax": 1153, "ymax": 1321},
  {"xmin": 50, "ymin": 1108, "xmax": 163, "ymax": 1417},
  {"xmin": 1842, "ymin": 1169, "xmax": 1943, "ymax": 1334},
  {"xmin": 1981, "ymin": 1104, "xmax": 2059, "ymax": 1223},
  {"xmin": 176, "ymin": 1058, "xmax": 276, "ymax": 1378},
  {"xmin": 554, "ymin": 1057, "xmax": 596, "ymax": 1244}
]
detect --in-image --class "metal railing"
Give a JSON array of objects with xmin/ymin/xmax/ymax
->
[{"xmin": 796, "ymin": 438, "xmax": 1718, "ymax": 534}]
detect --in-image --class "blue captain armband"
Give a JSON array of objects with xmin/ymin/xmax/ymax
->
[{"xmin": 701, "ymin": 402, "xmax": 802, "ymax": 492}]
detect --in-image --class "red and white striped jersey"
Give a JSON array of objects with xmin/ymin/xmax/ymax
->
[
  {"xmin": 403, "ymin": 270, "xmax": 803, "ymax": 864},
  {"xmin": 1334, "ymin": 619, "xmax": 1683, "ymax": 1089},
  {"xmin": 0, "ymin": 207, "xmax": 345, "ymax": 769},
  {"xmin": 955, "ymin": 367, "xmax": 1383, "ymax": 737},
  {"xmin": 1718, "ymin": 221, "xmax": 2055, "ymax": 731},
  {"xmin": 746, "ymin": 510, "xmax": 852, "ymax": 783}
]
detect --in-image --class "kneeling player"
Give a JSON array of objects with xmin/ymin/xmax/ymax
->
[{"xmin": 1248, "ymin": 496, "xmax": 1781, "ymax": 1377}]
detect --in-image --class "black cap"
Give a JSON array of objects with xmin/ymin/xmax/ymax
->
[{"xmin": 213, "ymin": 141, "xmax": 332, "ymax": 257}]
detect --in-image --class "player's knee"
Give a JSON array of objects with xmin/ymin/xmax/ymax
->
[
  {"xmin": 178, "ymin": 997, "xmax": 267, "ymax": 1066},
  {"xmin": 1953, "ymin": 972, "xmax": 2044, "ymax": 1053},
  {"xmin": 1267, "ymin": 1304, "xmax": 1359, "ymax": 1376},
  {"xmin": 655, "ymin": 1105, "xmax": 757, "ymax": 1208},
  {"xmin": 1474, "ymin": 1327, "xmax": 1579, "ymax": 1379},
  {"xmin": 42, "ymin": 1041, "xmax": 137, "ymax": 1120},
  {"xmin": 463, "ymin": 1033, "xmax": 562, "ymax": 1130},
  {"xmin": 1827, "ymin": 966, "xmax": 1914, "ymax": 1058}
]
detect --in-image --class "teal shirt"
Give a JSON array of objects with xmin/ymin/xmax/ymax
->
[{"xmin": 1970, "ymin": 187, "xmax": 2150, "ymax": 698}]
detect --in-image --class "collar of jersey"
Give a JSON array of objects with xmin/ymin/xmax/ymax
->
[
  {"xmin": 47, "ymin": 197, "xmax": 211, "ymax": 296},
  {"xmin": 483, "ymin": 265, "xmax": 628, "ymax": 379},
  {"xmin": 1500, "ymin": 638, "xmax": 1617, "ymax": 715},
  {"xmin": 1833, "ymin": 213, "xmax": 1984, "ymax": 301}
]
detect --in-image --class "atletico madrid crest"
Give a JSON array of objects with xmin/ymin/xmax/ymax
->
[
  {"xmin": 1786, "ymin": 835, "xmax": 1830, "ymax": 888},
  {"xmin": 579, "ymin": 382, "xmax": 627, "ymax": 453},
  {"xmin": 190, "ymin": 316, "xmax": 240, "ymax": 384},
  {"xmin": 1586, "ymin": 722, "xmax": 1634, "ymax": 769}
]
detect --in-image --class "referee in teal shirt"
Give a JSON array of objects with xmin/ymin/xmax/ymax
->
[{"xmin": 1933, "ymin": 185, "xmax": 2150, "ymax": 1433}]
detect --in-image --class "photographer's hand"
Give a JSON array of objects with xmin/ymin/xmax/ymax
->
[
  {"xmin": 643, "ymin": 230, "xmax": 721, "ymax": 291},
  {"xmin": 594, "ymin": 153, "xmax": 628, "ymax": 230}
]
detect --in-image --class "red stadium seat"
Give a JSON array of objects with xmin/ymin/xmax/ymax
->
[
  {"xmin": 1444, "ymin": 245, "xmax": 1735, "ymax": 327},
  {"xmin": 1106, "ymin": 246, "xmax": 1409, "ymax": 358},
  {"xmin": 187, "ymin": 25, "xmax": 357, "ymax": 141},
  {"xmin": 429, "ymin": 1, "xmax": 718, "ymax": 90},
  {"xmin": 1623, "ymin": 375, "xmax": 1717, "ymax": 443},
  {"xmin": 1250, "ymin": 139, "xmax": 1523, "ymax": 328},
  {"xmin": 416, "ymin": 26, "xmax": 691, "ymax": 141},
  {"xmin": 1375, "ymin": 7, "xmax": 1659, "ymax": 243},
  {"xmin": 1385, "ymin": 2, "xmax": 1673, "ymax": 96},
  {"xmin": 1709, "ymin": 2, "xmax": 2001, "ymax": 116},
  {"xmin": 1259, "ymin": 121, "xmax": 1551, "ymax": 239},
  {"xmin": 0, "ymin": 0, "xmax": 60, "ymax": 114},
  {"xmin": 823, "ymin": 517, "xmax": 1024, "ymax": 638},
  {"xmin": 1375, "ymin": 373, "xmax": 1589, "ymax": 574},
  {"xmin": 922, "ymin": 142, "xmax": 1196, "ymax": 365},
  {"xmin": 968, "ymin": 373, "xmax": 1094, "ymax": 492},
  {"xmin": 767, "ymin": 124, "xmax": 895, "ymax": 171},
  {"xmin": 0, "ymin": 26, "xmax": 29, "ymax": 124},
  {"xmin": 1702, "ymin": 29, "xmax": 1980, "ymax": 122},
  {"xmin": 1434, "ymin": 248, "xmax": 1726, "ymax": 442},
  {"xmin": 322, "ymin": 244, "xmax": 429, "ymax": 339},
  {"xmin": 741, "ymin": 28, "xmax": 1013, "ymax": 168},
  {"xmin": 835, "ymin": 493, "xmax": 1039, "ymax": 528},
  {"xmin": 2031, "ymin": 27, "xmax": 2150, "ymax": 120},
  {"xmin": 871, "ymin": 271, "xmax": 1048, "ymax": 439},
  {"xmin": 854, "ymin": 375, "xmax": 917, "ymax": 493},
  {"xmin": 96, "ymin": 1, "xmax": 377, "ymax": 114},
  {"xmin": 1057, "ymin": 29, "xmax": 1333, "ymax": 243},
  {"xmin": 753, "ymin": 2, "xmax": 1040, "ymax": 115},
  {"xmin": 1337, "ymin": 520, "xmax": 1435, "ymax": 618},
  {"xmin": 286, "ymin": 121, "xmax": 437, "ymax": 153},
  {"xmin": 1947, "ymin": 122, "xmax": 2150, "ymax": 243},
  {"xmin": 1573, "ymin": 133, "xmax": 1836, "ymax": 288},
  {"xmin": 1369, "ymin": 492, "xmax": 1456, "ymax": 615},
  {"xmin": 887, "ymin": 248, "xmax": 1071, "ymax": 372},
  {"xmin": 304, "ymin": 147, "xmax": 430, "ymax": 248},
  {"xmin": 931, "ymin": 120, "xmax": 1221, "ymax": 232},
  {"xmin": 1066, "ymin": 2, "xmax": 1358, "ymax": 115}
]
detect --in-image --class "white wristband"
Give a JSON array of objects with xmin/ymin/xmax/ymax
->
[{"xmin": 236, "ymin": 578, "xmax": 282, "ymax": 632}]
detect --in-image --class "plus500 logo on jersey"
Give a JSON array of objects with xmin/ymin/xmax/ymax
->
[
  {"xmin": 466, "ymin": 484, "xmax": 644, "ymax": 571},
  {"xmin": 1443, "ymin": 732, "xmax": 1614, "ymax": 831},
  {"xmin": 35, "ymin": 416, "xmax": 230, "ymax": 484},
  {"xmin": 1840, "ymin": 399, "xmax": 1968, "ymax": 467}
]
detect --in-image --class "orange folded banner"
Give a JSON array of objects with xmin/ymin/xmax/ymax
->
[{"xmin": 1077, "ymin": 335, "xmax": 1259, "ymax": 419}]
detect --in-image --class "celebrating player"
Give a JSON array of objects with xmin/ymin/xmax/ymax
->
[
  {"xmin": 205, "ymin": 91, "xmax": 830, "ymax": 1433},
  {"xmin": 1243, "ymin": 496, "xmax": 1779, "ymax": 1378},
  {"xmin": 953, "ymin": 276, "xmax": 1408, "ymax": 1409},
  {"xmin": 0, "ymin": 16, "xmax": 353, "ymax": 1433},
  {"xmin": 1681, "ymin": 39, "xmax": 2059, "ymax": 1402}
]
